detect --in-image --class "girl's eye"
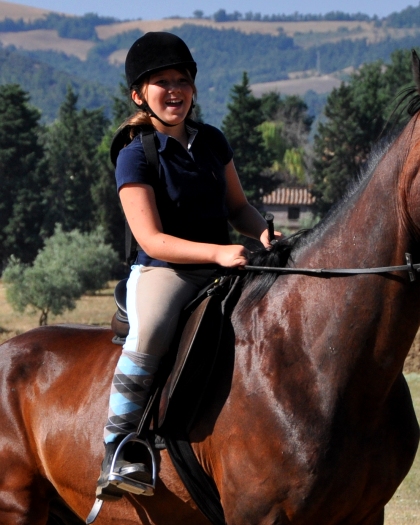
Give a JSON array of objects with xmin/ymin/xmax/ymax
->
[{"xmin": 152, "ymin": 77, "xmax": 189, "ymax": 87}]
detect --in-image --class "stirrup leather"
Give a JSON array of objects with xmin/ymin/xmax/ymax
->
[{"xmin": 106, "ymin": 433, "xmax": 157, "ymax": 496}]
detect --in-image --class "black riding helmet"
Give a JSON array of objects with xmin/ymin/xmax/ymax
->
[{"xmin": 125, "ymin": 32, "xmax": 197, "ymax": 89}]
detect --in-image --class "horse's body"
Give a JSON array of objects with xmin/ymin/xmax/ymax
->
[{"xmin": 3, "ymin": 71, "xmax": 420, "ymax": 525}]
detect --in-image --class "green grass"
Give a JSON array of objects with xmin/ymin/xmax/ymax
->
[{"xmin": 385, "ymin": 374, "xmax": 420, "ymax": 524}]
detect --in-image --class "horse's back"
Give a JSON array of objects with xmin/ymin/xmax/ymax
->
[{"xmin": 0, "ymin": 324, "xmax": 120, "ymax": 438}]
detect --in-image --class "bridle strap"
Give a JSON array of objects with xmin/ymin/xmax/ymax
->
[{"xmin": 244, "ymin": 253, "xmax": 419, "ymax": 282}]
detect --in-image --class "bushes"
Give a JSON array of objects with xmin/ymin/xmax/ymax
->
[{"xmin": 3, "ymin": 226, "xmax": 118, "ymax": 325}]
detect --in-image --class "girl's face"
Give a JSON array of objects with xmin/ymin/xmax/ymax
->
[{"xmin": 132, "ymin": 68, "xmax": 194, "ymax": 128}]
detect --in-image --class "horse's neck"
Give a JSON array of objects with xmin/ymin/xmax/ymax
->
[
  {"xmin": 290, "ymin": 127, "xmax": 420, "ymax": 383},
  {"xmin": 235, "ymin": 127, "xmax": 420, "ymax": 409},
  {"xmin": 302, "ymin": 120, "xmax": 420, "ymax": 271}
]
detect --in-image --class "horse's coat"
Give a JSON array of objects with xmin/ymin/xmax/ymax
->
[{"xmin": 2, "ymin": 55, "xmax": 420, "ymax": 525}]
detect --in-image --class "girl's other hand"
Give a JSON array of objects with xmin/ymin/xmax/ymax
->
[{"xmin": 260, "ymin": 228, "xmax": 283, "ymax": 249}]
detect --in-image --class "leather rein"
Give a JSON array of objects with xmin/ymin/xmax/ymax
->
[{"xmin": 244, "ymin": 253, "xmax": 419, "ymax": 282}]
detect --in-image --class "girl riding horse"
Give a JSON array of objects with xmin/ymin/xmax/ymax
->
[{"xmin": 97, "ymin": 31, "xmax": 281, "ymax": 501}]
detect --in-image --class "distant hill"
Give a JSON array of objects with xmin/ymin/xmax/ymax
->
[
  {"xmin": 0, "ymin": 2, "xmax": 420, "ymax": 126},
  {"xmin": 0, "ymin": 29, "xmax": 94, "ymax": 59},
  {"xmin": 0, "ymin": 0, "xmax": 54, "ymax": 21}
]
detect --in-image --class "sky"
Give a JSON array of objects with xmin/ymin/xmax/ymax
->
[{"xmin": 2, "ymin": 0, "xmax": 417, "ymax": 21}]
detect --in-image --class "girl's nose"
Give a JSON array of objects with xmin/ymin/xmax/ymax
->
[{"xmin": 168, "ymin": 81, "xmax": 181, "ymax": 91}]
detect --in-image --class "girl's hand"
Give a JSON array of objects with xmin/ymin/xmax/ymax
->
[
  {"xmin": 260, "ymin": 228, "xmax": 283, "ymax": 249},
  {"xmin": 215, "ymin": 245, "xmax": 249, "ymax": 268}
]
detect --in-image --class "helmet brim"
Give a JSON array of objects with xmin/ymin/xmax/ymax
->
[{"xmin": 129, "ymin": 61, "xmax": 197, "ymax": 88}]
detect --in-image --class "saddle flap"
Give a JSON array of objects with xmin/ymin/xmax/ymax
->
[{"xmin": 157, "ymin": 294, "xmax": 223, "ymax": 430}]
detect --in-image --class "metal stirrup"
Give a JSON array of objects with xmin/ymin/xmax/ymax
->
[
  {"xmin": 107, "ymin": 433, "xmax": 157, "ymax": 495},
  {"xmin": 86, "ymin": 433, "xmax": 157, "ymax": 524}
]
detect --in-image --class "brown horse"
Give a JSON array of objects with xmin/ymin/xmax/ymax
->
[{"xmin": 2, "ymin": 57, "xmax": 420, "ymax": 525}]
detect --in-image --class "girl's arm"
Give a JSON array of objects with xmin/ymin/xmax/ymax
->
[
  {"xmin": 224, "ymin": 160, "xmax": 282, "ymax": 247},
  {"xmin": 119, "ymin": 183, "xmax": 249, "ymax": 267}
]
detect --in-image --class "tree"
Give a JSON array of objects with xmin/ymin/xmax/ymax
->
[
  {"xmin": 259, "ymin": 92, "xmax": 313, "ymax": 186},
  {"xmin": 213, "ymin": 9, "xmax": 228, "ymax": 22},
  {"xmin": 222, "ymin": 72, "xmax": 276, "ymax": 205},
  {"xmin": 261, "ymin": 93, "xmax": 313, "ymax": 144},
  {"xmin": 311, "ymin": 55, "xmax": 409, "ymax": 216},
  {"xmin": 382, "ymin": 48, "xmax": 416, "ymax": 118},
  {"xmin": 3, "ymin": 225, "xmax": 118, "ymax": 326},
  {"xmin": 91, "ymin": 83, "xmax": 132, "ymax": 261},
  {"xmin": 42, "ymin": 86, "xmax": 109, "ymax": 236},
  {"xmin": 91, "ymin": 130, "xmax": 126, "ymax": 261},
  {"xmin": 0, "ymin": 84, "xmax": 46, "ymax": 269}
]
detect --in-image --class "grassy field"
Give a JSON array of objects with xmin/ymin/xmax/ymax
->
[
  {"xmin": 0, "ymin": 280, "xmax": 116, "ymax": 341},
  {"xmin": 0, "ymin": 280, "xmax": 419, "ymax": 521},
  {"xmin": 385, "ymin": 373, "xmax": 420, "ymax": 524}
]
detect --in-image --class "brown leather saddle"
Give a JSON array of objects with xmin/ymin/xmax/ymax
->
[{"xmin": 110, "ymin": 274, "xmax": 240, "ymax": 435}]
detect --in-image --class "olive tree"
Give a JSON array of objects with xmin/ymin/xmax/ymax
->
[{"xmin": 3, "ymin": 226, "xmax": 118, "ymax": 325}]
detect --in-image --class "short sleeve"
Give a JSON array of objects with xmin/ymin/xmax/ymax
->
[
  {"xmin": 202, "ymin": 124, "xmax": 233, "ymax": 165},
  {"xmin": 114, "ymin": 135, "xmax": 155, "ymax": 192}
]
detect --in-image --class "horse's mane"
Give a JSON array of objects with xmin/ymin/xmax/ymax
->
[
  {"xmin": 237, "ymin": 231, "xmax": 308, "ymax": 313},
  {"xmin": 238, "ymin": 86, "xmax": 420, "ymax": 312},
  {"xmin": 238, "ymin": 134, "xmax": 396, "ymax": 311}
]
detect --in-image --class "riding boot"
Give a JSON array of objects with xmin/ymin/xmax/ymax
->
[{"xmin": 96, "ymin": 350, "xmax": 160, "ymax": 500}]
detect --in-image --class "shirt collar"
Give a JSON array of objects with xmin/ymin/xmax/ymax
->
[
  {"xmin": 185, "ymin": 123, "xmax": 199, "ymax": 152},
  {"xmin": 155, "ymin": 120, "xmax": 200, "ymax": 153}
]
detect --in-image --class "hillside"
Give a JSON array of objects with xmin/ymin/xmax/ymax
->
[
  {"xmin": 0, "ymin": 2, "xmax": 417, "ymax": 42},
  {"xmin": 1, "ymin": 1, "xmax": 420, "ymax": 126},
  {"xmin": 0, "ymin": 28, "xmax": 94, "ymax": 59},
  {"xmin": 1, "ymin": 4, "xmax": 419, "ymax": 61},
  {"xmin": 0, "ymin": 0, "xmax": 54, "ymax": 21},
  {"xmin": 95, "ymin": 18, "xmax": 420, "ymax": 48}
]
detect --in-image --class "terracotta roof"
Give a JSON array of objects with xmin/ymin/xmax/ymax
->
[{"xmin": 263, "ymin": 187, "xmax": 316, "ymax": 206}]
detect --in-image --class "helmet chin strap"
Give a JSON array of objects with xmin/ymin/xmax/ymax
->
[
  {"xmin": 138, "ymin": 101, "xmax": 195, "ymax": 129},
  {"xmin": 138, "ymin": 102, "xmax": 177, "ymax": 128}
]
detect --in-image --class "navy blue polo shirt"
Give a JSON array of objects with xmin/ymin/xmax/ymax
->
[{"xmin": 115, "ymin": 121, "xmax": 233, "ymax": 267}]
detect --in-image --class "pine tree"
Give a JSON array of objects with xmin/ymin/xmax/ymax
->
[
  {"xmin": 222, "ymin": 72, "xmax": 276, "ymax": 206},
  {"xmin": 312, "ymin": 49, "xmax": 420, "ymax": 217},
  {"xmin": 91, "ymin": 83, "xmax": 131, "ymax": 261},
  {"xmin": 312, "ymin": 60, "xmax": 395, "ymax": 216},
  {"xmin": 0, "ymin": 84, "xmax": 46, "ymax": 268},
  {"xmin": 91, "ymin": 130, "xmax": 126, "ymax": 261},
  {"xmin": 42, "ymin": 86, "xmax": 109, "ymax": 235}
]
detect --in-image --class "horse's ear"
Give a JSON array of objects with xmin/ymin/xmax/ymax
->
[{"xmin": 411, "ymin": 49, "xmax": 420, "ymax": 93}]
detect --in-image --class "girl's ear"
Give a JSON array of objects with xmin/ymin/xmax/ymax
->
[{"xmin": 132, "ymin": 90, "xmax": 143, "ymax": 106}]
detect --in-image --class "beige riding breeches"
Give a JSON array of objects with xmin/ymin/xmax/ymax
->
[{"xmin": 123, "ymin": 265, "xmax": 216, "ymax": 358}]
